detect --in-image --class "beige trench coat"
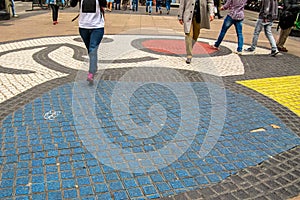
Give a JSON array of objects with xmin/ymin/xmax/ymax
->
[{"xmin": 178, "ymin": 0, "xmax": 214, "ymax": 33}]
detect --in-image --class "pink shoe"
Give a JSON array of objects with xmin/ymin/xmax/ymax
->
[
  {"xmin": 87, "ymin": 73, "xmax": 94, "ymax": 84},
  {"xmin": 210, "ymin": 45, "xmax": 220, "ymax": 50}
]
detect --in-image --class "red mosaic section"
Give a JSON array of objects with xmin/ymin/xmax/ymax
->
[{"xmin": 141, "ymin": 39, "xmax": 217, "ymax": 55}]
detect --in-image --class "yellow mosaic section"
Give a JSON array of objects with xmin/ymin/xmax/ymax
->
[{"xmin": 237, "ymin": 75, "xmax": 300, "ymax": 116}]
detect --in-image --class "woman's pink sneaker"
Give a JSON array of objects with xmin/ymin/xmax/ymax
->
[{"xmin": 87, "ymin": 73, "xmax": 94, "ymax": 84}]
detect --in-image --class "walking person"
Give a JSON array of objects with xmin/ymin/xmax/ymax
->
[
  {"xmin": 165, "ymin": 0, "xmax": 171, "ymax": 14},
  {"xmin": 156, "ymin": 0, "xmax": 162, "ymax": 14},
  {"xmin": 107, "ymin": 0, "xmax": 113, "ymax": 11},
  {"xmin": 10, "ymin": 0, "xmax": 18, "ymax": 18},
  {"xmin": 70, "ymin": 0, "xmax": 106, "ymax": 84},
  {"xmin": 178, "ymin": 0, "xmax": 215, "ymax": 64},
  {"xmin": 213, "ymin": 0, "xmax": 223, "ymax": 19},
  {"xmin": 146, "ymin": 0, "xmax": 152, "ymax": 14},
  {"xmin": 46, "ymin": 0, "xmax": 65, "ymax": 25},
  {"xmin": 244, "ymin": 0, "xmax": 279, "ymax": 56},
  {"xmin": 276, "ymin": 0, "xmax": 300, "ymax": 52},
  {"xmin": 211, "ymin": 0, "xmax": 248, "ymax": 54}
]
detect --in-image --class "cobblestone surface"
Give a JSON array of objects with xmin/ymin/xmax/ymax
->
[{"xmin": 0, "ymin": 32, "xmax": 299, "ymax": 199}]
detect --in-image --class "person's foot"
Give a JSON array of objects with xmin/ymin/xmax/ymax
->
[
  {"xmin": 53, "ymin": 21, "xmax": 58, "ymax": 25},
  {"xmin": 210, "ymin": 45, "xmax": 219, "ymax": 50},
  {"xmin": 244, "ymin": 47, "xmax": 255, "ymax": 52},
  {"xmin": 218, "ymin": 16, "xmax": 223, "ymax": 19},
  {"xmin": 186, "ymin": 58, "xmax": 192, "ymax": 64},
  {"xmin": 234, "ymin": 51, "xmax": 243, "ymax": 55},
  {"xmin": 13, "ymin": 14, "xmax": 19, "ymax": 18},
  {"xmin": 270, "ymin": 50, "xmax": 279, "ymax": 57},
  {"xmin": 167, "ymin": 10, "xmax": 169, "ymax": 15},
  {"xmin": 87, "ymin": 73, "xmax": 94, "ymax": 84},
  {"xmin": 160, "ymin": 10, "xmax": 162, "ymax": 14},
  {"xmin": 277, "ymin": 46, "xmax": 288, "ymax": 52}
]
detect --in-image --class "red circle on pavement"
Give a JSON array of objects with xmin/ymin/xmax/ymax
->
[{"xmin": 141, "ymin": 39, "xmax": 217, "ymax": 55}]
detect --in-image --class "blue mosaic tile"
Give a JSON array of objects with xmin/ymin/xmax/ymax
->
[
  {"xmin": 32, "ymin": 194, "xmax": 46, "ymax": 199},
  {"xmin": 32, "ymin": 183, "xmax": 45, "ymax": 193},
  {"xmin": 64, "ymin": 189, "xmax": 77, "ymax": 198},
  {"xmin": 62, "ymin": 179, "xmax": 76, "ymax": 189},
  {"xmin": 48, "ymin": 191, "xmax": 62, "ymax": 200},
  {"xmin": 91, "ymin": 175, "xmax": 105, "ymax": 183},
  {"xmin": 128, "ymin": 188, "xmax": 143, "ymax": 198},
  {"xmin": 169, "ymin": 180, "xmax": 185, "ymax": 189},
  {"xmin": 94, "ymin": 183, "xmax": 109, "ymax": 193},
  {"xmin": 79, "ymin": 186, "xmax": 94, "ymax": 196},
  {"xmin": 32, "ymin": 175, "xmax": 44, "ymax": 183},
  {"xmin": 15, "ymin": 186, "xmax": 29, "ymax": 195},
  {"xmin": 114, "ymin": 190, "xmax": 129, "ymax": 200},
  {"xmin": 123, "ymin": 179, "xmax": 138, "ymax": 188},
  {"xmin": 109, "ymin": 181, "xmax": 124, "ymax": 191},
  {"xmin": 97, "ymin": 193, "xmax": 112, "ymax": 199},
  {"xmin": 16, "ymin": 196, "xmax": 29, "ymax": 200},
  {"xmin": 47, "ymin": 181, "xmax": 61, "ymax": 191},
  {"xmin": 137, "ymin": 176, "xmax": 151, "ymax": 186}
]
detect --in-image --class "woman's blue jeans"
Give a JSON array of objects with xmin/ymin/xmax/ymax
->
[
  {"xmin": 79, "ymin": 28, "xmax": 104, "ymax": 75},
  {"xmin": 214, "ymin": 15, "xmax": 244, "ymax": 52}
]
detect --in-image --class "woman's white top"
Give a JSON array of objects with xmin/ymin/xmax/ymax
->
[{"xmin": 79, "ymin": 0, "xmax": 105, "ymax": 29}]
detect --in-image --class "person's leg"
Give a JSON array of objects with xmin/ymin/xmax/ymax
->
[
  {"xmin": 185, "ymin": 21, "xmax": 194, "ymax": 59},
  {"xmin": 146, "ymin": 1, "xmax": 148, "ymax": 12},
  {"xmin": 11, "ymin": 0, "xmax": 17, "ymax": 16},
  {"xmin": 88, "ymin": 28, "xmax": 104, "ymax": 75},
  {"xmin": 79, "ymin": 28, "xmax": 91, "ymax": 53},
  {"xmin": 249, "ymin": 19, "xmax": 263, "ymax": 50},
  {"xmin": 54, "ymin": 5, "xmax": 59, "ymax": 22},
  {"xmin": 234, "ymin": 19, "xmax": 243, "ymax": 52},
  {"xmin": 263, "ymin": 22, "xmax": 278, "ymax": 51},
  {"xmin": 277, "ymin": 27, "xmax": 292, "ymax": 49},
  {"xmin": 214, "ymin": 15, "xmax": 233, "ymax": 48},
  {"xmin": 149, "ymin": 1, "xmax": 152, "ymax": 13}
]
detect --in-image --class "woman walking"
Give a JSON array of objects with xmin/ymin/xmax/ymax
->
[
  {"xmin": 211, "ymin": 0, "xmax": 247, "ymax": 54},
  {"xmin": 46, "ymin": 0, "xmax": 65, "ymax": 25},
  {"xmin": 71, "ymin": 0, "xmax": 106, "ymax": 84}
]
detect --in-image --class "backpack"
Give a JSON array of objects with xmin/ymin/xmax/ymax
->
[{"xmin": 279, "ymin": 10, "xmax": 295, "ymax": 29}]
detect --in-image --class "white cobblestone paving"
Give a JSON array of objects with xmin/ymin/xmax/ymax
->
[{"xmin": 0, "ymin": 35, "xmax": 272, "ymax": 103}]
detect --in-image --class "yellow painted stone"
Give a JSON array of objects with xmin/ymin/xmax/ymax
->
[{"xmin": 237, "ymin": 75, "xmax": 300, "ymax": 116}]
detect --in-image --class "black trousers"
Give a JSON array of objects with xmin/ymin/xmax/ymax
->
[{"xmin": 50, "ymin": 4, "xmax": 59, "ymax": 21}]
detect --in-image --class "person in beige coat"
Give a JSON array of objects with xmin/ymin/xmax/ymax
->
[{"xmin": 178, "ymin": 0, "xmax": 214, "ymax": 64}]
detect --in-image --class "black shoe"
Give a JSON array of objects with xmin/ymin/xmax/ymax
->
[
  {"xmin": 186, "ymin": 58, "xmax": 191, "ymax": 64},
  {"xmin": 218, "ymin": 16, "xmax": 223, "ymax": 19},
  {"xmin": 270, "ymin": 50, "xmax": 279, "ymax": 57},
  {"xmin": 244, "ymin": 47, "xmax": 255, "ymax": 52}
]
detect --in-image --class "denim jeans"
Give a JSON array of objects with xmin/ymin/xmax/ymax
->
[
  {"xmin": 166, "ymin": 0, "xmax": 171, "ymax": 11},
  {"xmin": 146, "ymin": 0, "xmax": 152, "ymax": 13},
  {"xmin": 79, "ymin": 28, "xmax": 104, "ymax": 75},
  {"xmin": 250, "ymin": 19, "xmax": 277, "ymax": 51},
  {"xmin": 214, "ymin": 15, "xmax": 244, "ymax": 52},
  {"xmin": 11, "ymin": 0, "xmax": 16, "ymax": 16}
]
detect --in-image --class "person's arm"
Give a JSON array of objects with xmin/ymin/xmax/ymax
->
[
  {"xmin": 221, "ymin": 0, "xmax": 231, "ymax": 10},
  {"xmin": 178, "ymin": 0, "xmax": 185, "ymax": 24}
]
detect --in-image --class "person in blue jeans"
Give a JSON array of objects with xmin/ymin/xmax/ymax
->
[
  {"xmin": 132, "ymin": 0, "xmax": 138, "ymax": 11},
  {"xmin": 156, "ymin": 0, "xmax": 162, "ymax": 14},
  {"xmin": 10, "ymin": 0, "xmax": 18, "ymax": 17},
  {"xmin": 244, "ymin": 0, "xmax": 279, "ymax": 56},
  {"xmin": 71, "ymin": 0, "xmax": 105, "ymax": 84},
  {"xmin": 146, "ymin": 0, "xmax": 152, "ymax": 14},
  {"xmin": 211, "ymin": 0, "xmax": 247, "ymax": 54},
  {"xmin": 165, "ymin": 0, "xmax": 171, "ymax": 14}
]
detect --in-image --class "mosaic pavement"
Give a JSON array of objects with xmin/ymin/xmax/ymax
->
[{"xmin": 0, "ymin": 35, "xmax": 299, "ymax": 200}]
